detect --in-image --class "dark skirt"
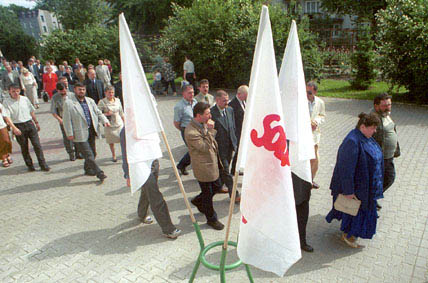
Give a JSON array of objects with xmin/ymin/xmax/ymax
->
[{"xmin": 0, "ymin": 127, "xmax": 12, "ymax": 157}]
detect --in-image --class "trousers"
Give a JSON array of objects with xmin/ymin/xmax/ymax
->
[
  {"xmin": 137, "ymin": 160, "xmax": 176, "ymax": 234},
  {"xmin": 59, "ymin": 123, "xmax": 78, "ymax": 156},
  {"xmin": 177, "ymin": 128, "xmax": 191, "ymax": 170},
  {"xmin": 15, "ymin": 120, "xmax": 47, "ymax": 168},
  {"xmin": 74, "ymin": 127, "xmax": 102, "ymax": 176},
  {"xmin": 194, "ymin": 178, "xmax": 222, "ymax": 222},
  {"xmin": 383, "ymin": 158, "xmax": 396, "ymax": 192},
  {"xmin": 296, "ymin": 199, "xmax": 309, "ymax": 245}
]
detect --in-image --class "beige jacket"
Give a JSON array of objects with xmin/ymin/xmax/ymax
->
[{"xmin": 310, "ymin": 96, "xmax": 326, "ymax": 145}]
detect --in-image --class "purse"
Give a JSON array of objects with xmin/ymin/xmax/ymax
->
[
  {"xmin": 334, "ymin": 194, "xmax": 361, "ymax": 216},
  {"xmin": 42, "ymin": 91, "xmax": 49, "ymax": 102}
]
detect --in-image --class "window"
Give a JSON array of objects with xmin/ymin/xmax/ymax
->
[
  {"xmin": 43, "ymin": 26, "xmax": 47, "ymax": 33},
  {"xmin": 305, "ymin": 1, "xmax": 320, "ymax": 14},
  {"xmin": 40, "ymin": 15, "xmax": 45, "ymax": 22}
]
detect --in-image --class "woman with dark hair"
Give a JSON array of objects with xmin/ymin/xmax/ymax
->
[{"xmin": 326, "ymin": 112, "xmax": 383, "ymax": 248}]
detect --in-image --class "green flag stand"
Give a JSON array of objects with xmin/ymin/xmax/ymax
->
[{"xmin": 161, "ymin": 132, "xmax": 254, "ymax": 282}]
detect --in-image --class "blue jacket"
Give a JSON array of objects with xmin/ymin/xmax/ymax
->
[{"xmin": 329, "ymin": 129, "xmax": 383, "ymax": 210}]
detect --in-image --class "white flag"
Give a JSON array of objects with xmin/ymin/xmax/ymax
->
[
  {"xmin": 119, "ymin": 13, "xmax": 163, "ymax": 193},
  {"xmin": 279, "ymin": 20, "xmax": 315, "ymax": 183},
  {"xmin": 236, "ymin": 6, "xmax": 301, "ymax": 277}
]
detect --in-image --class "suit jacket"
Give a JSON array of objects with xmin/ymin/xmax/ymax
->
[
  {"xmin": 310, "ymin": 96, "xmax": 325, "ymax": 144},
  {"xmin": 27, "ymin": 64, "xmax": 40, "ymax": 80},
  {"xmin": 62, "ymin": 94, "xmax": 108, "ymax": 142},
  {"xmin": 84, "ymin": 78, "xmax": 104, "ymax": 104},
  {"xmin": 210, "ymin": 105, "xmax": 237, "ymax": 159},
  {"xmin": 95, "ymin": 65, "xmax": 111, "ymax": 85},
  {"xmin": 35, "ymin": 64, "xmax": 44, "ymax": 80},
  {"xmin": 228, "ymin": 97, "xmax": 245, "ymax": 142},
  {"xmin": 1, "ymin": 70, "xmax": 21, "ymax": 90},
  {"xmin": 185, "ymin": 119, "xmax": 220, "ymax": 182}
]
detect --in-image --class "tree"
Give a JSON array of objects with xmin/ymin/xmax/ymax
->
[
  {"xmin": 159, "ymin": 0, "xmax": 323, "ymax": 87},
  {"xmin": 376, "ymin": 0, "xmax": 428, "ymax": 102},
  {"xmin": 107, "ymin": 0, "xmax": 193, "ymax": 34},
  {"xmin": 0, "ymin": 6, "xmax": 39, "ymax": 61},
  {"xmin": 35, "ymin": 0, "xmax": 112, "ymax": 30},
  {"xmin": 349, "ymin": 25, "xmax": 376, "ymax": 90},
  {"xmin": 41, "ymin": 25, "xmax": 119, "ymax": 72}
]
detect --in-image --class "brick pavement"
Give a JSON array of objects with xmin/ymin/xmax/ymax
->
[{"xmin": 1, "ymin": 96, "xmax": 427, "ymax": 282}]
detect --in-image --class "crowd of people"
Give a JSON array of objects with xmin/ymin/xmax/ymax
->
[{"xmin": 0, "ymin": 54, "xmax": 400, "ymax": 248}]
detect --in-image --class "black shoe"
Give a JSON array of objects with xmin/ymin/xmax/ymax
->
[
  {"xmin": 76, "ymin": 154, "xmax": 84, "ymax": 159},
  {"xmin": 40, "ymin": 166, "xmax": 51, "ymax": 172},
  {"xmin": 207, "ymin": 220, "xmax": 224, "ymax": 230},
  {"xmin": 301, "ymin": 243, "xmax": 314, "ymax": 252},
  {"xmin": 97, "ymin": 172, "xmax": 107, "ymax": 182},
  {"xmin": 84, "ymin": 171, "xmax": 97, "ymax": 176},
  {"xmin": 376, "ymin": 203, "xmax": 382, "ymax": 210},
  {"xmin": 69, "ymin": 154, "xmax": 76, "ymax": 161},
  {"xmin": 178, "ymin": 166, "xmax": 189, "ymax": 176},
  {"xmin": 28, "ymin": 165, "xmax": 36, "ymax": 172}
]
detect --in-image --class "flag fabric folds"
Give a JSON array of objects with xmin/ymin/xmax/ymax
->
[
  {"xmin": 236, "ymin": 6, "xmax": 301, "ymax": 277},
  {"xmin": 119, "ymin": 13, "xmax": 163, "ymax": 193},
  {"xmin": 279, "ymin": 20, "xmax": 315, "ymax": 184}
]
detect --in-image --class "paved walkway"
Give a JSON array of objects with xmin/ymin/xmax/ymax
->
[{"xmin": 1, "ymin": 96, "xmax": 427, "ymax": 282}]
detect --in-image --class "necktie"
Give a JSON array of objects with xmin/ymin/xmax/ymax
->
[
  {"xmin": 205, "ymin": 96, "xmax": 209, "ymax": 103},
  {"xmin": 242, "ymin": 100, "xmax": 246, "ymax": 109}
]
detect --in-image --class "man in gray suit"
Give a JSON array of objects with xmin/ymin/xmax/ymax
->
[
  {"xmin": 62, "ymin": 82, "xmax": 110, "ymax": 181},
  {"xmin": 1, "ymin": 63, "xmax": 21, "ymax": 93},
  {"xmin": 95, "ymin": 59, "xmax": 111, "ymax": 87}
]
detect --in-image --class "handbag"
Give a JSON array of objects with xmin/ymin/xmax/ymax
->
[
  {"xmin": 334, "ymin": 194, "xmax": 361, "ymax": 216},
  {"xmin": 42, "ymin": 91, "xmax": 49, "ymax": 102}
]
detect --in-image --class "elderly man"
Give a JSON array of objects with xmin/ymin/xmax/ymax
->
[
  {"xmin": 84, "ymin": 69, "xmax": 104, "ymax": 104},
  {"xmin": 51, "ymin": 82, "xmax": 79, "ymax": 161},
  {"xmin": 2, "ymin": 84, "xmax": 50, "ymax": 171},
  {"xmin": 210, "ymin": 90, "xmax": 240, "ymax": 202},
  {"xmin": 186, "ymin": 102, "xmax": 224, "ymax": 230},
  {"xmin": 372, "ymin": 93, "xmax": 400, "ymax": 209},
  {"xmin": 62, "ymin": 82, "xmax": 110, "ymax": 181},
  {"xmin": 1, "ymin": 63, "xmax": 21, "ymax": 93},
  {"xmin": 229, "ymin": 85, "xmax": 248, "ymax": 175},
  {"xmin": 307, "ymin": 81, "xmax": 325, "ymax": 189},
  {"xmin": 194, "ymin": 79, "xmax": 214, "ymax": 106},
  {"xmin": 95, "ymin": 59, "xmax": 111, "ymax": 87},
  {"xmin": 173, "ymin": 84, "xmax": 197, "ymax": 175}
]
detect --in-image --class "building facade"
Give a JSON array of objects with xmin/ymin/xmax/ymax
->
[{"xmin": 18, "ymin": 10, "xmax": 62, "ymax": 41}]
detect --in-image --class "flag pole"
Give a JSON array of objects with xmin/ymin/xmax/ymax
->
[
  {"xmin": 223, "ymin": 170, "xmax": 240, "ymax": 250},
  {"xmin": 159, "ymin": 131, "xmax": 196, "ymax": 223}
]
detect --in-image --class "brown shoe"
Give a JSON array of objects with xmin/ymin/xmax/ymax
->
[
  {"xmin": 312, "ymin": 182, "xmax": 320, "ymax": 189},
  {"xmin": 219, "ymin": 186, "xmax": 229, "ymax": 194},
  {"xmin": 234, "ymin": 196, "xmax": 241, "ymax": 203}
]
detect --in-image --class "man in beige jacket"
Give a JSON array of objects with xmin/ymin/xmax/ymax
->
[
  {"xmin": 185, "ymin": 102, "xmax": 224, "ymax": 230},
  {"xmin": 307, "ymin": 81, "xmax": 325, "ymax": 189}
]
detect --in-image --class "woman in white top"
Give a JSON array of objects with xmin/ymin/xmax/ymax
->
[
  {"xmin": 0, "ymin": 103, "xmax": 12, "ymax": 167},
  {"xmin": 20, "ymin": 68, "xmax": 39, "ymax": 108}
]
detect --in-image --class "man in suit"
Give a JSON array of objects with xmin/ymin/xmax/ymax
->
[
  {"xmin": 84, "ymin": 69, "xmax": 104, "ymax": 104},
  {"xmin": 35, "ymin": 59, "xmax": 44, "ymax": 98},
  {"xmin": 95, "ymin": 59, "xmax": 111, "ymax": 87},
  {"xmin": 307, "ymin": 81, "xmax": 325, "ymax": 189},
  {"xmin": 62, "ymin": 82, "xmax": 110, "ymax": 181},
  {"xmin": 1, "ymin": 63, "xmax": 21, "ymax": 92},
  {"xmin": 185, "ymin": 102, "xmax": 224, "ymax": 230},
  {"xmin": 55, "ymin": 65, "xmax": 66, "ymax": 78},
  {"xmin": 210, "ymin": 90, "xmax": 240, "ymax": 202},
  {"xmin": 229, "ymin": 85, "xmax": 248, "ymax": 175},
  {"xmin": 194, "ymin": 79, "xmax": 214, "ymax": 106}
]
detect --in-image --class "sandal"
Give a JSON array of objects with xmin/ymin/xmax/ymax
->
[
  {"xmin": 341, "ymin": 233, "xmax": 362, "ymax": 248},
  {"xmin": 2, "ymin": 159, "xmax": 10, "ymax": 167},
  {"xmin": 7, "ymin": 156, "xmax": 13, "ymax": 164}
]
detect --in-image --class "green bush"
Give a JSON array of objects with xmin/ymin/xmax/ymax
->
[
  {"xmin": 376, "ymin": 0, "xmax": 428, "ymax": 102},
  {"xmin": 41, "ymin": 25, "xmax": 119, "ymax": 73},
  {"xmin": 350, "ymin": 25, "xmax": 376, "ymax": 90},
  {"xmin": 159, "ymin": 0, "xmax": 323, "ymax": 88}
]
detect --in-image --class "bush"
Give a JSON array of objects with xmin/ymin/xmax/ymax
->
[
  {"xmin": 322, "ymin": 47, "xmax": 352, "ymax": 77},
  {"xmin": 376, "ymin": 0, "xmax": 428, "ymax": 102},
  {"xmin": 349, "ymin": 25, "xmax": 376, "ymax": 90},
  {"xmin": 159, "ymin": 0, "xmax": 323, "ymax": 88},
  {"xmin": 41, "ymin": 25, "xmax": 119, "ymax": 73}
]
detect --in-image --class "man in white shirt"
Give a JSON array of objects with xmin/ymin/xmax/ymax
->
[
  {"xmin": 3, "ymin": 84, "xmax": 50, "ymax": 171},
  {"xmin": 183, "ymin": 55, "xmax": 196, "ymax": 90},
  {"xmin": 306, "ymin": 81, "xmax": 325, "ymax": 189}
]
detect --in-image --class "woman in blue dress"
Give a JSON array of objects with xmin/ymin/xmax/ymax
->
[{"xmin": 326, "ymin": 112, "xmax": 384, "ymax": 248}]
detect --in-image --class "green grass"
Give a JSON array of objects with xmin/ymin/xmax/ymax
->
[
  {"xmin": 145, "ymin": 73, "xmax": 183, "ymax": 85},
  {"xmin": 318, "ymin": 79, "xmax": 408, "ymax": 101}
]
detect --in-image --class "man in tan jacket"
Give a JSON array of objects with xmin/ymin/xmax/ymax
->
[{"xmin": 185, "ymin": 102, "xmax": 224, "ymax": 230}]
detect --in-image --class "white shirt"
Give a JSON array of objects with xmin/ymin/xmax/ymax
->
[
  {"xmin": 0, "ymin": 103, "xmax": 7, "ymax": 129},
  {"xmin": 183, "ymin": 59, "xmax": 195, "ymax": 73},
  {"xmin": 2, "ymin": 96, "xmax": 35, "ymax": 123}
]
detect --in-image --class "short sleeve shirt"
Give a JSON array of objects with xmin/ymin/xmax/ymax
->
[
  {"xmin": 2, "ymin": 96, "xmax": 34, "ymax": 123},
  {"xmin": 174, "ymin": 98, "xmax": 197, "ymax": 128},
  {"xmin": 183, "ymin": 60, "xmax": 195, "ymax": 73},
  {"xmin": 51, "ymin": 92, "xmax": 71, "ymax": 117}
]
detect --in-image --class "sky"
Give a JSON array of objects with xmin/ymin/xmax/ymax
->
[{"xmin": 0, "ymin": 0, "xmax": 36, "ymax": 8}]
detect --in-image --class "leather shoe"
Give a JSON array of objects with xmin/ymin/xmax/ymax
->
[
  {"xmin": 97, "ymin": 172, "xmax": 107, "ymax": 182},
  {"xmin": 28, "ymin": 165, "xmax": 36, "ymax": 172},
  {"xmin": 219, "ymin": 186, "xmax": 229, "ymax": 194},
  {"xmin": 76, "ymin": 154, "xmax": 84, "ymax": 159},
  {"xmin": 207, "ymin": 220, "xmax": 224, "ymax": 230},
  {"xmin": 178, "ymin": 166, "xmax": 189, "ymax": 176},
  {"xmin": 85, "ymin": 171, "xmax": 96, "ymax": 176},
  {"xmin": 41, "ymin": 166, "xmax": 51, "ymax": 172},
  {"xmin": 301, "ymin": 243, "xmax": 314, "ymax": 252},
  {"xmin": 312, "ymin": 182, "xmax": 320, "ymax": 189}
]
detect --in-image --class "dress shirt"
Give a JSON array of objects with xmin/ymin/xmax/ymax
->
[
  {"xmin": 2, "ymin": 96, "xmax": 34, "ymax": 123},
  {"xmin": 78, "ymin": 99, "xmax": 92, "ymax": 128},
  {"xmin": 174, "ymin": 98, "xmax": 197, "ymax": 128}
]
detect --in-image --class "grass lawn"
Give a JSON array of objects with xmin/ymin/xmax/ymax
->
[
  {"xmin": 145, "ymin": 73, "xmax": 183, "ymax": 85},
  {"xmin": 318, "ymin": 79, "xmax": 408, "ymax": 101}
]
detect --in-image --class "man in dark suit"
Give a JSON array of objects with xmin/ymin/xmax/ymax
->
[
  {"xmin": 210, "ymin": 90, "xmax": 240, "ymax": 202},
  {"xmin": 114, "ymin": 73, "xmax": 123, "ymax": 107},
  {"xmin": 229, "ymin": 85, "xmax": 248, "ymax": 175},
  {"xmin": 35, "ymin": 60, "xmax": 44, "ymax": 98},
  {"xmin": 84, "ymin": 69, "xmax": 104, "ymax": 104}
]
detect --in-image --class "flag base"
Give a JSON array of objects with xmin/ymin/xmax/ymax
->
[{"xmin": 189, "ymin": 222, "xmax": 254, "ymax": 283}]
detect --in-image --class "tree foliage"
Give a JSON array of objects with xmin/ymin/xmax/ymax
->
[
  {"xmin": 350, "ymin": 25, "xmax": 376, "ymax": 90},
  {"xmin": 35, "ymin": 0, "xmax": 111, "ymax": 30},
  {"xmin": 376, "ymin": 0, "xmax": 428, "ymax": 102},
  {"xmin": 0, "ymin": 6, "xmax": 39, "ymax": 61},
  {"xmin": 41, "ymin": 25, "xmax": 119, "ymax": 72},
  {"xmin": 159, "ymin": 0, "xmax": 323, "ymax": 87},
  {"xmin": 107, "ymin": 0, "xmax": 193, "ymax": 34},
  {"xmin": 320, "ymin": 0, "xmax": 386, "ymax": 25}
]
